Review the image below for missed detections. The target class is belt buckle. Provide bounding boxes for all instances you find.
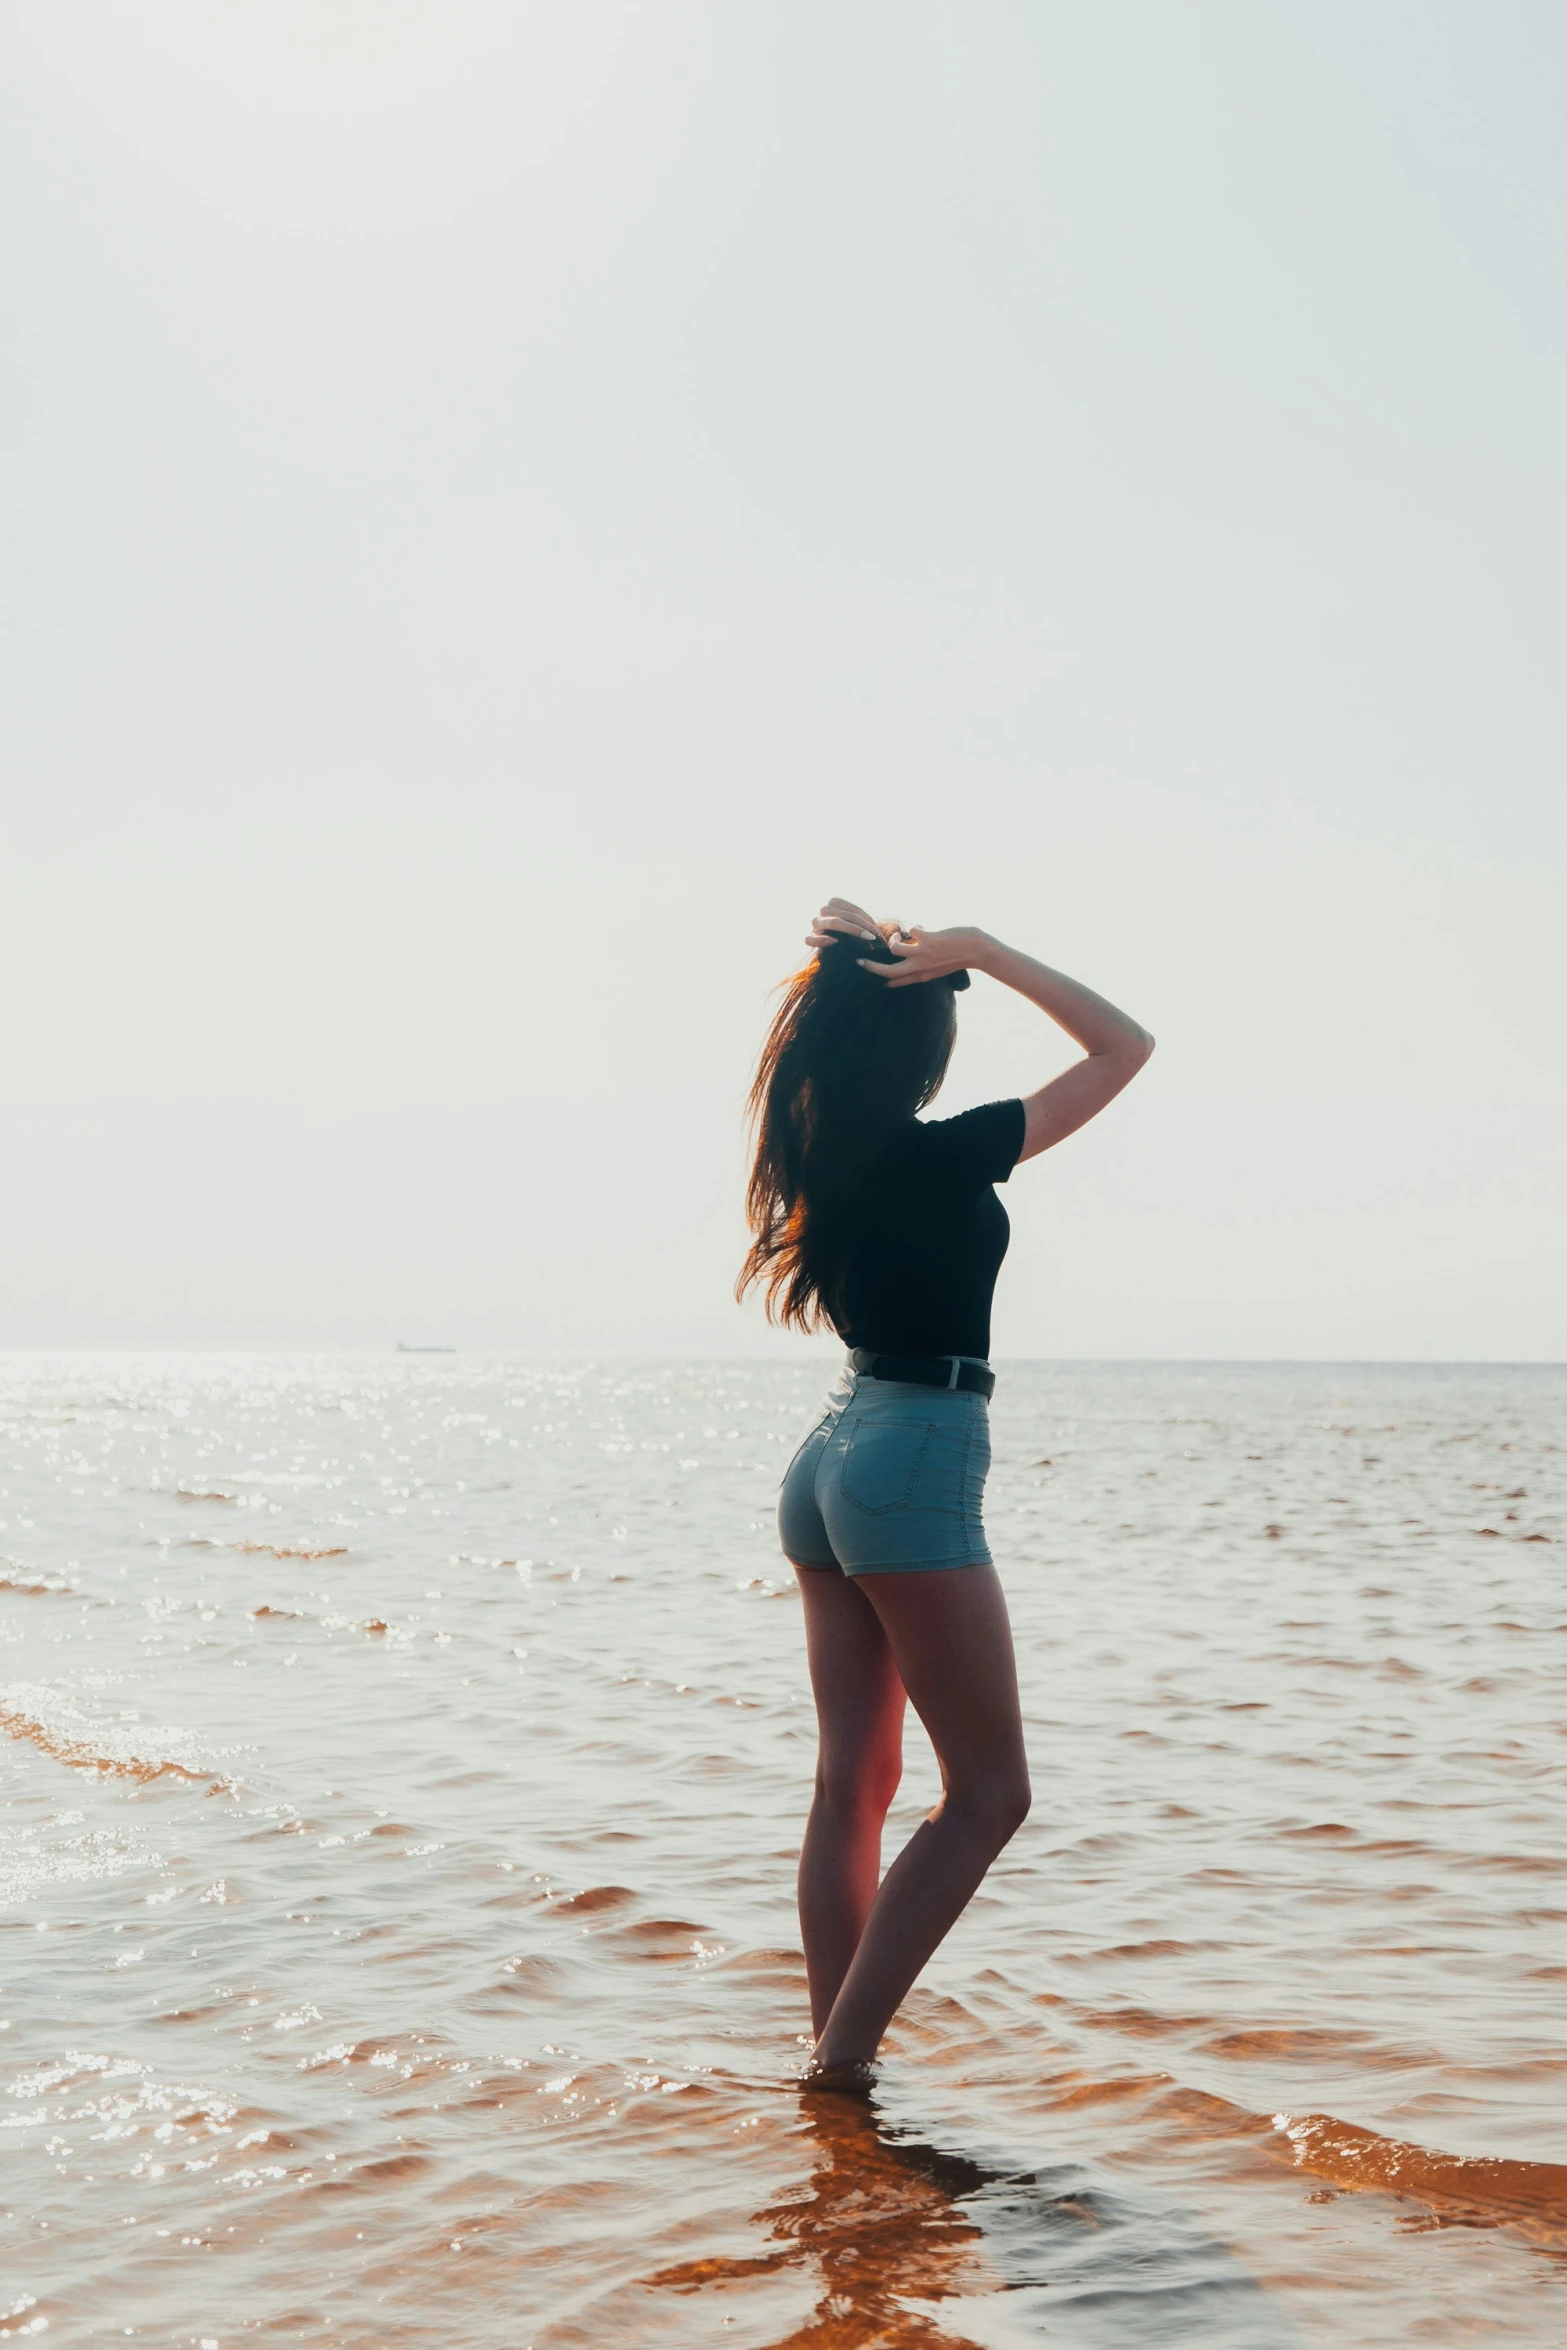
[946,1356,961,1390]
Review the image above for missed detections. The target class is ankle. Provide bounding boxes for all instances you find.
[810,2028,877,2074]
[801,2055,878,2097]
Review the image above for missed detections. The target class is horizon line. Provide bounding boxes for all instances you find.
[0,1346,1562,1369]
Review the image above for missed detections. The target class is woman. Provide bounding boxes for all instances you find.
[739,897,1154,2086]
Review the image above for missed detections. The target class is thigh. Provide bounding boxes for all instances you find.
[795,1566,907,1777]
[854,1563,1026,1791]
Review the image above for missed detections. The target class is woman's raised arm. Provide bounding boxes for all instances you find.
[848,921,1154,1163]
[971,933,1153,1161]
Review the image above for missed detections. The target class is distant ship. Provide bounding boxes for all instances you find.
[396,1342,456,1353]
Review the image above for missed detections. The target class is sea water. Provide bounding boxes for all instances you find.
[2,1354,1564,2346]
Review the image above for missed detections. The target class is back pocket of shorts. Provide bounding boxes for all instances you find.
[841,1416,936,1514]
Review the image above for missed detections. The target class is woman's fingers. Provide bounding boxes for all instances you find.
[811,906,879,944]
[808,899,952,983]
[821,898,879,935]
[859,935,920,981]
[860,929,963,988]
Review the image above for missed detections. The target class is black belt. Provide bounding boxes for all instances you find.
[850,1349,995,1399]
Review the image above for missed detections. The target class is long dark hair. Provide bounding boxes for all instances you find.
[737,926,968,1332]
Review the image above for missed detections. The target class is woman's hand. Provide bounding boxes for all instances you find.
[857,924,983,989]
[806,899,985,988]
[806,896,882,950]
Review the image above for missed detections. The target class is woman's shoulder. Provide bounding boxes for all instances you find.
[912,1099,1027,1183]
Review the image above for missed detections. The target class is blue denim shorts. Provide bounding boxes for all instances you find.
[777,1358,993,1576]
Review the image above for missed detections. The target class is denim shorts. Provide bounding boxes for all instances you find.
[777,1357,993,1576]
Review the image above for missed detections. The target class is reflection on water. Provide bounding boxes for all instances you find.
[1,1354,1564,2345]
[664,2088,1308,2350]
[649,2093,994,2346]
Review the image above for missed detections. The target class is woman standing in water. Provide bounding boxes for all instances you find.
[739,898,1154,2086]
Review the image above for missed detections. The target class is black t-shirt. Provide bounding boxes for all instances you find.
[835,1098,1027,1360]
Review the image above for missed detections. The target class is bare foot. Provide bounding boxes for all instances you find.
[799,2057,879,2097]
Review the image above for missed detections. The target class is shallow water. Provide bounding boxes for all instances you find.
[2,1353,1565,2347]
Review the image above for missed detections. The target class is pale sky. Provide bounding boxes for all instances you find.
[2,1,1564,1357]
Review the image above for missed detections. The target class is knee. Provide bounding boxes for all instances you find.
[947,1770,1031,1847]
[816,1748,903,1823]
[987,1772,1031,1842]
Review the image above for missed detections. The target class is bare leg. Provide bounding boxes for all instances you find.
[810,1562,1030,2072]
[792,1565,908,2036]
